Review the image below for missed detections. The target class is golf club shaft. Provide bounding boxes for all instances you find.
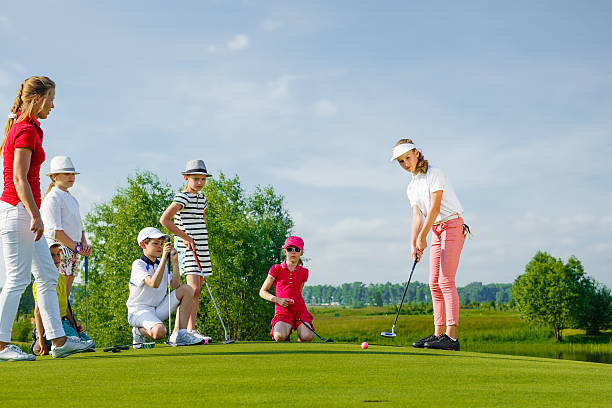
[192,247,231,341]
[297,317,326,341]
[392,258,419,329]
[85,257,88,334]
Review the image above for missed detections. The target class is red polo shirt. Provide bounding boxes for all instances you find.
[1,116,45,208]
[269,261,309,314]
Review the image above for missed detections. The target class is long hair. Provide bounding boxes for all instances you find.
[43,176,56,199]
[2,76,55,153]
[394,138,428,174]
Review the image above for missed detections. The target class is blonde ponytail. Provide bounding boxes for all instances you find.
[43,177,55,199]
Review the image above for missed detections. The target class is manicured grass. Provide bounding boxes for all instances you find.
[1,342,611,408]
[312,307,612,363]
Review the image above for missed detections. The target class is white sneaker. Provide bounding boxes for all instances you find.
[170,330,202,346]
[51,336,93,358]
[0,344,36,361]
[132,327,146,349]
[190,330,212,342]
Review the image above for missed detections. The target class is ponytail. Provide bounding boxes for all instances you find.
[2,76,55,154]
[43,177,55,199]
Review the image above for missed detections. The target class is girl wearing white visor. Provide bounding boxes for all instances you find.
[391,139,470,351]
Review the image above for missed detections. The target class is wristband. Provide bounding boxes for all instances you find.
[73,243,82,254]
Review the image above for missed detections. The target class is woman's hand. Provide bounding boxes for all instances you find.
[31,215,45,241]
[411,246,421,262]
[170,247,178,264]
[275,297,295,308]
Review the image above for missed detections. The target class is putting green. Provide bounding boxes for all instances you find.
[1,342,610,407]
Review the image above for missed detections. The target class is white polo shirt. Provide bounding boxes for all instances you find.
[40,187,85,243]
[126,255,169,313]
[406,166,463,222]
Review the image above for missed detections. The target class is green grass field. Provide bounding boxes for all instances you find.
[2,342,611,408]
[312,307,612,363]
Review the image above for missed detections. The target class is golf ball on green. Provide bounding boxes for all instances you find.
[361,342,368,349]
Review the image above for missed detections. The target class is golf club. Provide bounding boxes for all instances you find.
[166,237,173,344]
[192,248,235,344]
[283,306,333,342]
[84,256,89,334]
[381,256,419,338]
[103,342,155,353]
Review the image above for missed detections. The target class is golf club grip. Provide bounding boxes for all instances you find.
[84,256,88,283]
[191,247,204,271]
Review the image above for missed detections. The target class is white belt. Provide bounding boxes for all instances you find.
[433,213,460,226]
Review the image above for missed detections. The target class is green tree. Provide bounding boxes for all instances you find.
[574,278,612,335]
[512,251,586,342]
[73,171,174,347]
[198,173,293,341]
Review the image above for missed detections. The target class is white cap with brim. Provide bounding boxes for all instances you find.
[137,227,169,245]
[390,143,418,162]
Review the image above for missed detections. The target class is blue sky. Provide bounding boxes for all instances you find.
[0,1,611,288]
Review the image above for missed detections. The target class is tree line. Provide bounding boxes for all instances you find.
[302,281,513,307]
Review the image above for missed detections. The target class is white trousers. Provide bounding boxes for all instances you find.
[0,201,65,342]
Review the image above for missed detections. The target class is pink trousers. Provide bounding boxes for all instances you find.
[429,217,465,327]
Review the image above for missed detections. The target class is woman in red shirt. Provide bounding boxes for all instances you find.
[259,236,314,342]
[0,76,91,361]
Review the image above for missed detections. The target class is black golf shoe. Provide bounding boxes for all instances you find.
[412,334,438,348]
[424,334,460,351]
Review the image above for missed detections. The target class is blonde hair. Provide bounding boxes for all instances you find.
[394,138,428,175]
[43,176,56,199]
[2,76,56,152]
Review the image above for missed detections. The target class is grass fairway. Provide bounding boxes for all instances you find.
[2,342,611,407]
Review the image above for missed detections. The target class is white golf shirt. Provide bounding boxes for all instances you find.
[40,187,85,243]
[406,166,463,222]
[126,256,169,313]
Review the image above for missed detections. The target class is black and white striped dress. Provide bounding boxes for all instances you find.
[173,192,212,276]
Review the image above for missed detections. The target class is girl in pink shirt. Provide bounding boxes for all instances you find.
[259,236,314,342]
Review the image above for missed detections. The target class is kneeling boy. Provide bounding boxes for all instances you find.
[127,227,201,346]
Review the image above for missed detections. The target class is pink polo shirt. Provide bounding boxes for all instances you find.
[269,261,309,314]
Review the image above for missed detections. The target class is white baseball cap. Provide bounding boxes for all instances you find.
[137,227,169,244]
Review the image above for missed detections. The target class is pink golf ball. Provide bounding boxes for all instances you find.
[361,342,369,349]
[204,339,209,345]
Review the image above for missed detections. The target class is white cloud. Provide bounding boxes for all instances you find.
[261,19,282,31]
[227,34,249,51]
[312,99,337,117]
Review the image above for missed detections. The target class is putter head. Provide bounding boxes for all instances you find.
[323,338,334,343]
[380,331,396,338]
[223,339,236,344]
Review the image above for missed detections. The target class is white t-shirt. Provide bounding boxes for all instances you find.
[126,256,169,313]
[40,187,85,243]
[406,166,463,222]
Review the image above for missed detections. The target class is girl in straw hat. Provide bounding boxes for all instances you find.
[40,156,91,295]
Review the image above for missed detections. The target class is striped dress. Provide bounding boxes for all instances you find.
[173,192,212,276]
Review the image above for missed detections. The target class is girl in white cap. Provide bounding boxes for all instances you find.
[160,159,213,341]
[40,156,92,296]
[391,139,469,351]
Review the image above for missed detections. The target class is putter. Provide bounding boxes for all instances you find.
[298,317,333,343]
[192,248,235,344]
[103,342,155,353]
[283,306,333,342]
[381,256,419,338]
[167,238,173,344]
[84,257,89,335]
